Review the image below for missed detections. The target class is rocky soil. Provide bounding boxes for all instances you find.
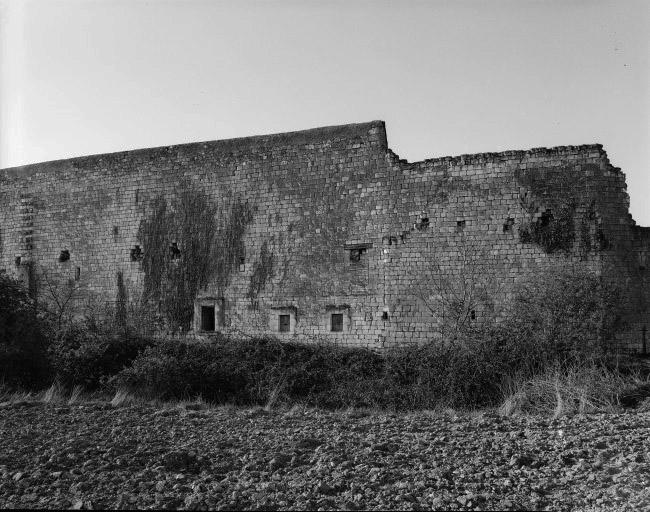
[0,401,649,511]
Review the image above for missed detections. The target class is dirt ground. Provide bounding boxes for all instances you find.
[1,401,649,510]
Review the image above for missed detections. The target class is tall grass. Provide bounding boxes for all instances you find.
[498,364,641,417]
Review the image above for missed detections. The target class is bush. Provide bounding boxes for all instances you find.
[506,264,623,364]
[48,325,153,389]
[113,336,386,407]
[113,337,249,402]
[113,330,561,411]
[380,326,528,410]
[102,263,633,412]
[0,274,50,387]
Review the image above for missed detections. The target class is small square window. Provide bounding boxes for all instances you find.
[331,313,343,332]
[456,220,466,232]
[279,314,291,332]
[349,248,366,263]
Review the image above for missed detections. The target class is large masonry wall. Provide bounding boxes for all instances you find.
[0,121,647,351]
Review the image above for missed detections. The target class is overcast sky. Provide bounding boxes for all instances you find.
[1,0,648,223]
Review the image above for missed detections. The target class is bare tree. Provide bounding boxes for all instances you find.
[411,236,504,341]
[36,268,81,335]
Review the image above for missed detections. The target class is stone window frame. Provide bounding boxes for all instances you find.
[270,305,297,335]
[193,297,225,332]
[325,304,351,333]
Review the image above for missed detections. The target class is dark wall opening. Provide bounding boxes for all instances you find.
[201,305,215,331]
[279,314,290,332]
[331,313,343,332]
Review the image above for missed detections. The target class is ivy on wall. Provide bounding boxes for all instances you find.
[518,204,576,253]
[137,183,253,330]
[515,167,598,254]
[213,199,254,294]
[115,270,127,328]
[246,241,274,307]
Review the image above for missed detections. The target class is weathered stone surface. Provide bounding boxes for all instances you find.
[0,121,647,350]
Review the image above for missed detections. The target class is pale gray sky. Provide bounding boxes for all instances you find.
[1,0,648,223]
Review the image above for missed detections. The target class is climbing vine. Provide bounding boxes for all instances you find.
[518,204,576,253]
[516,167,591,254]
[213,200,254,293]
[115,270,127,328]
[246,241,275,307]
[137,182,253,330]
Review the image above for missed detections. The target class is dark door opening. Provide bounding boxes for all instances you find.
[331,313,343,332]
[279,314,290,333]
[201,305,215,331]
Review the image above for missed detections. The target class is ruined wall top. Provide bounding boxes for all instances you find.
[0,120,388,178]
[0,120,617,178]
[387,143,612,169]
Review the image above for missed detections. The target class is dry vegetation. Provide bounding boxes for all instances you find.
[2,264,650,414]
[3,262,650,510]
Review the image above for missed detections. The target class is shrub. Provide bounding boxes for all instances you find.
[113,336,386,407]
[113,337,244,401]
[48,324,153,389]
[277,343,385,407]
[381,330,518,410]
[113,332,545,411]
[111,264,628,411]
[506,264,624,365]
[0,274,50,387]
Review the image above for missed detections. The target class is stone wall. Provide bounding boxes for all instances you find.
[0,121,647,351]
